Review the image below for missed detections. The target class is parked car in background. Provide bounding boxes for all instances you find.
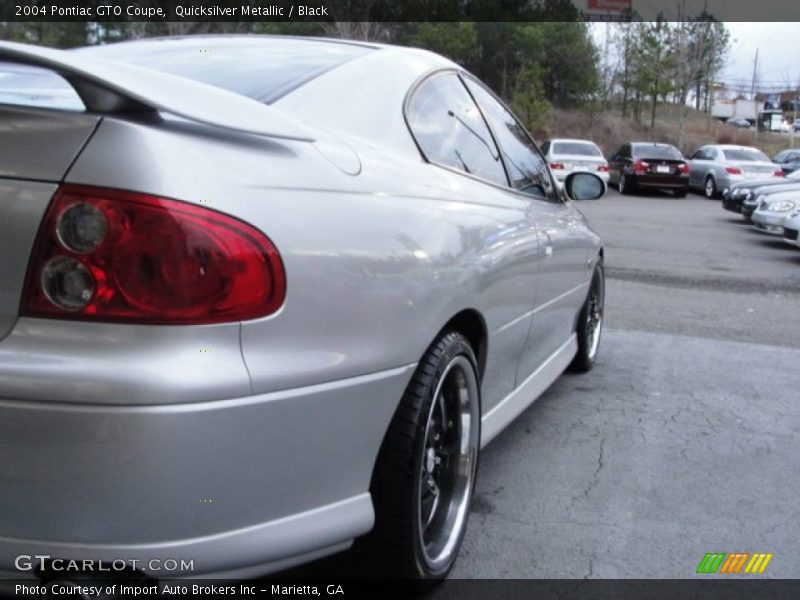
[781,210,800,248]
[0,36,607,582]
[688,145,784,199]
[772,149,800,175]
[726,117,751,128]
[751,190,799,234]
[608,142,690,197]
[742,183,800,221]
[722,170,800,213]
[540,139,609,185]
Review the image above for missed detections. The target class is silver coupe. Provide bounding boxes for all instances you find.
[0,36,605,583]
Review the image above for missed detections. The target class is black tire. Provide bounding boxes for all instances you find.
[569,261,605,373]
[618,173,633,195]
[673,188,688,198]
[704,175,718,199]
[369,331,481,580]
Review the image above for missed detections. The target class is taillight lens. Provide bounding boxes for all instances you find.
[549,162,565,170]
[22,185,286,324]
[774,169,785,177]
[726,167,742,175]
[678,163,690,174]
[597,164,610,173]
[632,160,650,173]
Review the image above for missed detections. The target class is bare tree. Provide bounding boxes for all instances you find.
[670,3,730,150]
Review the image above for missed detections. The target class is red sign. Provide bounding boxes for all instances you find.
[587,0,632,11]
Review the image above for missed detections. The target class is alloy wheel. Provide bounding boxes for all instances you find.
[417,355,480,573]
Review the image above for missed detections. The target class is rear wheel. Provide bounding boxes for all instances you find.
[569,261,605,373]
[370,331,481,580]
[704,175,718,199]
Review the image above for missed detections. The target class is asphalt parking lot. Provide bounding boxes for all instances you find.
[283,187,800,580]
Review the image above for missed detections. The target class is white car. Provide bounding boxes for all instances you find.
[540,138,610,185]
[781,211,800,248]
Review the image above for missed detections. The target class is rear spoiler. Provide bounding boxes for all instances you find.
[0,41,315,142]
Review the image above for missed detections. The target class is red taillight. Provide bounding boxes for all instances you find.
[726,167,742,175]
[632,160,649,174]
[597,164,610,173]
[774,169,785,177]
[678,162,690,174]
[549,162,565,170]
[22,185,286,325]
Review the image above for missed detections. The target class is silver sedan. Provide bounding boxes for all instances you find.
[540,138,610,184]
[0,37,605,582]
[688,144,784,198]
[752,190,800,235]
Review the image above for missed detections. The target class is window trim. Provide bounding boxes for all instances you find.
[403,68,511,190]
[459,72,559,202]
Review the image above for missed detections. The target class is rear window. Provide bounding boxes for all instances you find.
[76,37,370,104]
[722,148,770,162]
[634,145,682,160]
[0,62,84,111]
[552,142,602,157]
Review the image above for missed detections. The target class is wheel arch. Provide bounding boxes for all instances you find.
[436,309,488,384]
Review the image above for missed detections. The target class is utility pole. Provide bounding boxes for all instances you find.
[751,49,760,139]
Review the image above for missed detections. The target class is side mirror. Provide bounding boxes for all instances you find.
[564,172,606,201]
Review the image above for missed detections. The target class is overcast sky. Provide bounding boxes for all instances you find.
[724,23,799,87]
[591,22,800,92]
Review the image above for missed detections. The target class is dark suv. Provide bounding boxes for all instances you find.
[609,142,691,197]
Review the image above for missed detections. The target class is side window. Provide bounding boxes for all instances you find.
[463,77,556,200]
[540,141,551,155]
[621,144,631,159]
[406,73,507,186]
[691,149,705,160]
[707,148,718,160]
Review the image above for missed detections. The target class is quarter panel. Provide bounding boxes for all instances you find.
[0,180,55,340]
[63,114,542,414]
[0,318,250,405]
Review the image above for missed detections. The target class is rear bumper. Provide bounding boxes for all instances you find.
[631,177,688,190]
[0,357,415,577]
[552,169,609,184]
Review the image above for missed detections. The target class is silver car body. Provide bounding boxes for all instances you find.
[742,182,800,220]
[781,212,800,248]
[752,190,800,235]
[541,138,609,184]
[0,38,602,578]
[688,144,782,196]
[724,169,800,202]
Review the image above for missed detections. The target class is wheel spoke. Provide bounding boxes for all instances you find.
[437,390,448,434]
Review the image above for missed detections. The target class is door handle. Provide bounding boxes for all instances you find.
[543,231,553,258]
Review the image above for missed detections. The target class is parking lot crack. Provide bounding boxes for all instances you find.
[571,436,606,505]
